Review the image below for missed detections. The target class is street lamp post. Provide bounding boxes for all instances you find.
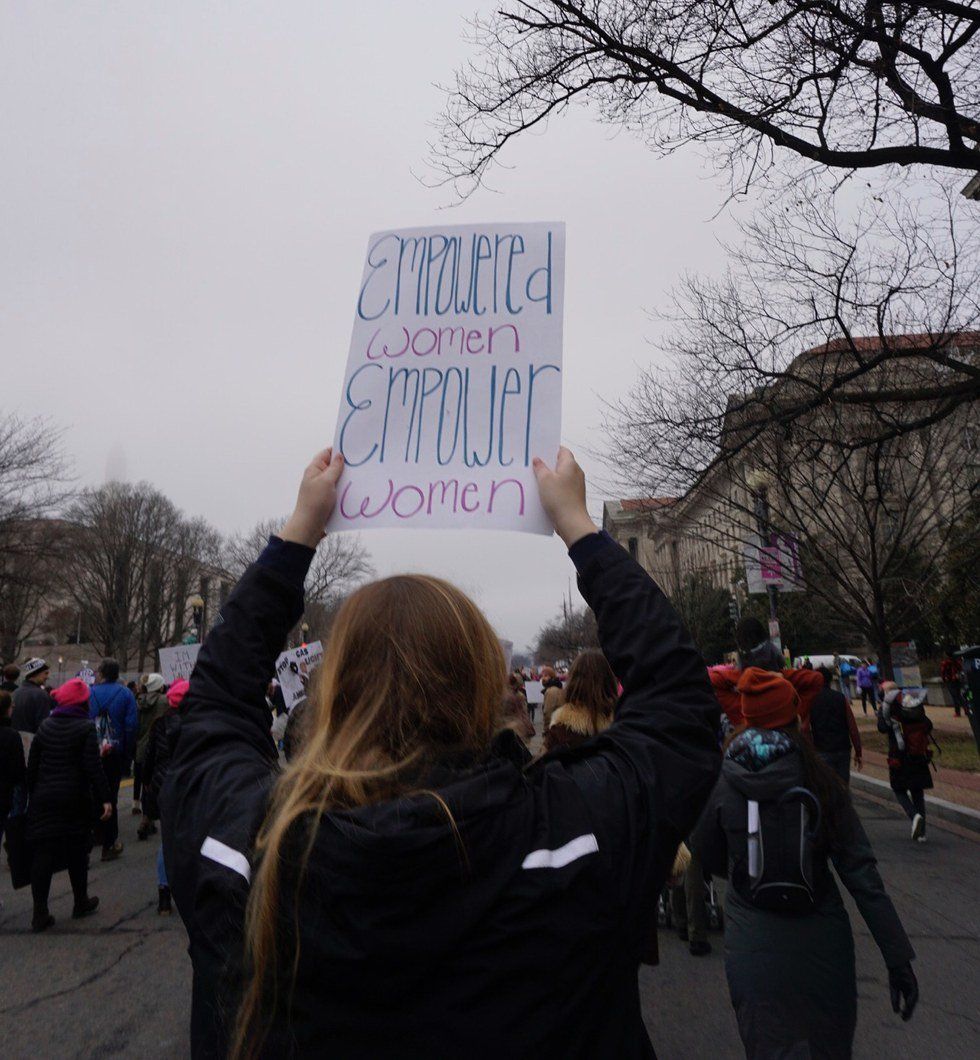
[746,468,780,647]
[189,593,205,643]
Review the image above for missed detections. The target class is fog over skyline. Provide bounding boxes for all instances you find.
[1,3,748,651]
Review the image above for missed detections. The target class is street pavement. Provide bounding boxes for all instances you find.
[1,784,978,1058]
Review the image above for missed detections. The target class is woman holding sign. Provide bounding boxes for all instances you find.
[162,445,721,1059]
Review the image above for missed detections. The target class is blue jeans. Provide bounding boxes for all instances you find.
[157,845,168,887]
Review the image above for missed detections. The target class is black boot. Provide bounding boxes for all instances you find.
[32,909,55,932]
[72,896,100,919]
[157,885,172,915]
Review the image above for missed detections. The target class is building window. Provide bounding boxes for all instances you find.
[628,536,638,559]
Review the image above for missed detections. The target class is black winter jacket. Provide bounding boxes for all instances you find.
[810,686,852,755]
[162,532,721,1059]
[142,709,180,821]
[0,717,27,817]
[11,681,52,734]
[27,712,110,844]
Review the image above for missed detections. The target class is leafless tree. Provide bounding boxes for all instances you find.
[63,483,225,668]
[535,604,600,663]
[605,189,980,494]
[226,518,373,642]
[438,1,980,196]
[0,416,71,661]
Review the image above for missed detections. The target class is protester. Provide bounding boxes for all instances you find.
[1,663,20,695]
[542,649,616,752]
[135,674,170,837]
[26,678,111,931]
[500,673,535,743]
[879,683,935,842]
[0,690,27,891]
[162,445,721,1058]
[856,660,877,714]
[143,678,189,915]
[540,665,565,729]
[810,666,863,783]
[940,648,966,718]
[694,667,918,1056]
[11,658,52,734]
[88,658,138,862]
[670,848,715,958]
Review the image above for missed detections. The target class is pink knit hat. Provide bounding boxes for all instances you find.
[167,679,190,709]
[52,677,91,708]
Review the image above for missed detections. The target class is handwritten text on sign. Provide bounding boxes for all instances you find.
[328,223,565,534]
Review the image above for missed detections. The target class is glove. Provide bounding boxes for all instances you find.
[888,962,919,1021]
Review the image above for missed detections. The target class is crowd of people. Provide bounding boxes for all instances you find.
[0,443,954,1058]
[0,657,189,926]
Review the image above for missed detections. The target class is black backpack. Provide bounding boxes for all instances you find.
[733,787,822,914]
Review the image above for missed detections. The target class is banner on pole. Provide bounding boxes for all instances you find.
[328,222,566,535]
[744,533,804,594]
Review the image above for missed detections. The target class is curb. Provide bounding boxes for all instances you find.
[850,772,980,835]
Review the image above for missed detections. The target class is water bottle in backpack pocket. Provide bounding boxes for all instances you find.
[735,786,822,914]
[96,709,115,757]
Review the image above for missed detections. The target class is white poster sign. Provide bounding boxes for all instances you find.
[275,641,324,710]
[524,680,544,705]
[743,533,804,594]
[158,644,201,684]
[328,222,565,535]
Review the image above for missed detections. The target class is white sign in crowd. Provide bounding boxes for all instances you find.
[158,644,201,685]
[275,641,324,710]
[329,222,566,536]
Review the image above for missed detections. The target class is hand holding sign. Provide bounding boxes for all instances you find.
[532,447,596,548]
[281,447,346,548]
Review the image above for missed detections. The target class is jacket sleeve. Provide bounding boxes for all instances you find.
[161,536,314,1060]
[845,703,862,757]
[124,691,139,761]
[82,727,111,805]
[26,733,40,793]
[831,801,915,969]
[573,533,721,841]
[691,779,729,878]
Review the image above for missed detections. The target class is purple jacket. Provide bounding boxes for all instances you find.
[856,665,873,689]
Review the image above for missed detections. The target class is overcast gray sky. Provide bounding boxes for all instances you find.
[1,2,744,652]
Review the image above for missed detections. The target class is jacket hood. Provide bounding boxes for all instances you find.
[722,727,805,799]
[295,749,532,987]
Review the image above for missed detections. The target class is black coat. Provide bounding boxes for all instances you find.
[11,682,52,734]
[142,710,180,821]
[0,718,27,817]
[810,686,852,755]
[162,534,721,1059]
[27,713,110,844]
[694,730,913,1055]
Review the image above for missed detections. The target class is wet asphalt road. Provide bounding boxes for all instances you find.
[1,784,977,1058]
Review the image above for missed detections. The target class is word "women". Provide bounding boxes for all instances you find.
[366,323,520,360]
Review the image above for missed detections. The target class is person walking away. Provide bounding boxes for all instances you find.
[161,445,722,1058]
[879,684,935,842]
[940,649,966,718]
[810,667,862,783]
[856,660,876,715]
[135,674,170,837]
[26,678,111,931]
[88,659,138,861]
[11,658,52,734]
[694,667,918,1057]
[143,679,189,914]
[1,663,20,695]
[540,666,564,729]
[542,649,616,752]
[0,690,27,903]
[500,674,535,745]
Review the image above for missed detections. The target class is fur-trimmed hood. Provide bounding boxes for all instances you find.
[549,701,613,737]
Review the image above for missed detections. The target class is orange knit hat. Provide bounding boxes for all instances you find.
[736,666,799,730]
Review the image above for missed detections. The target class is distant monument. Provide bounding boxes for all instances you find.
[105,442,128,483]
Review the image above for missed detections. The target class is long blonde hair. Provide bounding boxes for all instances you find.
[232,574,505,1057]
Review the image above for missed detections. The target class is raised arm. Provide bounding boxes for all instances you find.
[533,449,721,839]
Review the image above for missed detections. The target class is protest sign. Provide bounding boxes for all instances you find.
[275,641,324,710]
[77,664,95,686]
[159,644,201,684]
[524,680,544,705]
[328,222,565,535]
